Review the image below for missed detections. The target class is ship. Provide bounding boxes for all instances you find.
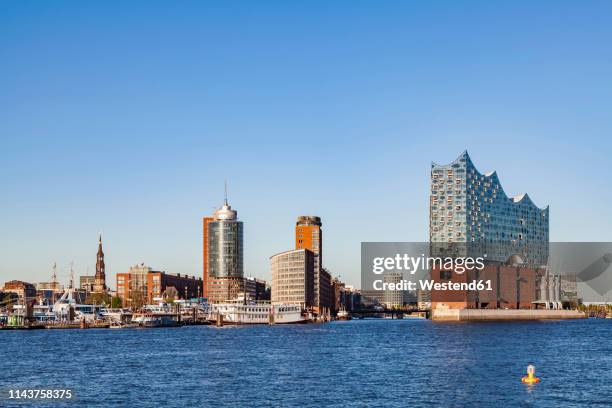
[208,300,307,325]
[131,304,180,327]
[52,288,102,322]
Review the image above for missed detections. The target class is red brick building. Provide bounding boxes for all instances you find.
[430,262,544,310]
[116,264,203,306]
[3,280,36,301]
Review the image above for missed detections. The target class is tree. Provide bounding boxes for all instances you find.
[85,292,111,306]
[163,286,178,303]
[129,290,146,310]
[111,296,122,308]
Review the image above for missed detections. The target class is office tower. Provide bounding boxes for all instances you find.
[205,196,244,302]
[270,249,315,308]
[93,234,107,293]
[296,216,322,269]
[430,151,549,265]
[295,216,331,311]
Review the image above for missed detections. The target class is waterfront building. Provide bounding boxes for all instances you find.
[295,216,332,312]
[429,151,550,310]
[360,290,384,308]
[319,267,332,312]
[2,280,36,302]
[79,275,96,293]
[206,276,268,303]
[36,281,65,292]
[203,196,244,302]
[147,271,202,302]
[332,279,360,313]
[244,276,269,301]
[382,273,404,309]
[332,277,345,313]
[93,235,107,293]
[116,263,203,306]
[271,249,315,308]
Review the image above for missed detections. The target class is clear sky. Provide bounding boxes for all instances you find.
[2,1,612,288]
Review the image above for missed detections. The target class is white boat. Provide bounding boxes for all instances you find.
[100,308,133,323]
[336,307,351,320]
[132,303,179,327]
[131,313,178,327]
[53,288,102,322]
[208,301,307,325]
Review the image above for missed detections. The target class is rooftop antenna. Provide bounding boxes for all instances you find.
[224,180,228,206]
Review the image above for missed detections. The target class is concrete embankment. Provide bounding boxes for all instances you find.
[432,309,586,321]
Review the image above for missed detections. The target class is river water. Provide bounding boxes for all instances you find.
[1,319,611,407]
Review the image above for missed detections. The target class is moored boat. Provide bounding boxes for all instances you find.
[336,306,351,320]
[208,301,307,325]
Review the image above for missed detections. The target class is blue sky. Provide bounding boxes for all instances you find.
[2,1,612,288]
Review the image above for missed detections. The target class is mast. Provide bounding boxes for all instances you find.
[69,262,74,290]
[51,262,57,303]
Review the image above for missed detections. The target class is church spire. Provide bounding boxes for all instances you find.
[94,233,107,293]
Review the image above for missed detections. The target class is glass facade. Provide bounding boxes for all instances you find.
[207,202,244,278]
[430,151,549,266]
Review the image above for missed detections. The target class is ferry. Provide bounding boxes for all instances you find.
[208,300,307,325]
[100,308,133,323]
[132,303,180,327]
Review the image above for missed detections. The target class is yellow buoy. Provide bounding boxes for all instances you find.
[521,364,540,384]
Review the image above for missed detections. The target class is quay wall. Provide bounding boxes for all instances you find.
[432,309,586,321]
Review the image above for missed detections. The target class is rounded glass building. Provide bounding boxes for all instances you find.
[208,200,244,278]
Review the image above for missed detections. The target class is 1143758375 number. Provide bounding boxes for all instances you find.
[7,389,73,400]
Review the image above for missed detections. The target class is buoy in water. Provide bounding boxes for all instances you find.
[521,364,540,384]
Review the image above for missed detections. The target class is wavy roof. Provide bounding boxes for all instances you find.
[432,150,549,212]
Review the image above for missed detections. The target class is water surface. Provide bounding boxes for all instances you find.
[1,319,611,407]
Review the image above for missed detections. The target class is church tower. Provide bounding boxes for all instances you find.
[93,234,107,293]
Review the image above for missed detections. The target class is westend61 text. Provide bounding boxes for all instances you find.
[373,279,493,291]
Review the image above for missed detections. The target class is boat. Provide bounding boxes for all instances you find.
[53,288,102,322]
[131,313,178,327]
[132,303,180,327]
[109,321,140,329]
[336,306,351,320]
[208,300,307,325]
[100,308,133,323]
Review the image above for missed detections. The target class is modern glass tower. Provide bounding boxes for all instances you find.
[429,151,549,266]
[207,199,244,279]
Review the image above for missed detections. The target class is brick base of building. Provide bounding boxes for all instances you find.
[430,262,544,310]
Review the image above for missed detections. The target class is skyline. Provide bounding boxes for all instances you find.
[3,1,612,287]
